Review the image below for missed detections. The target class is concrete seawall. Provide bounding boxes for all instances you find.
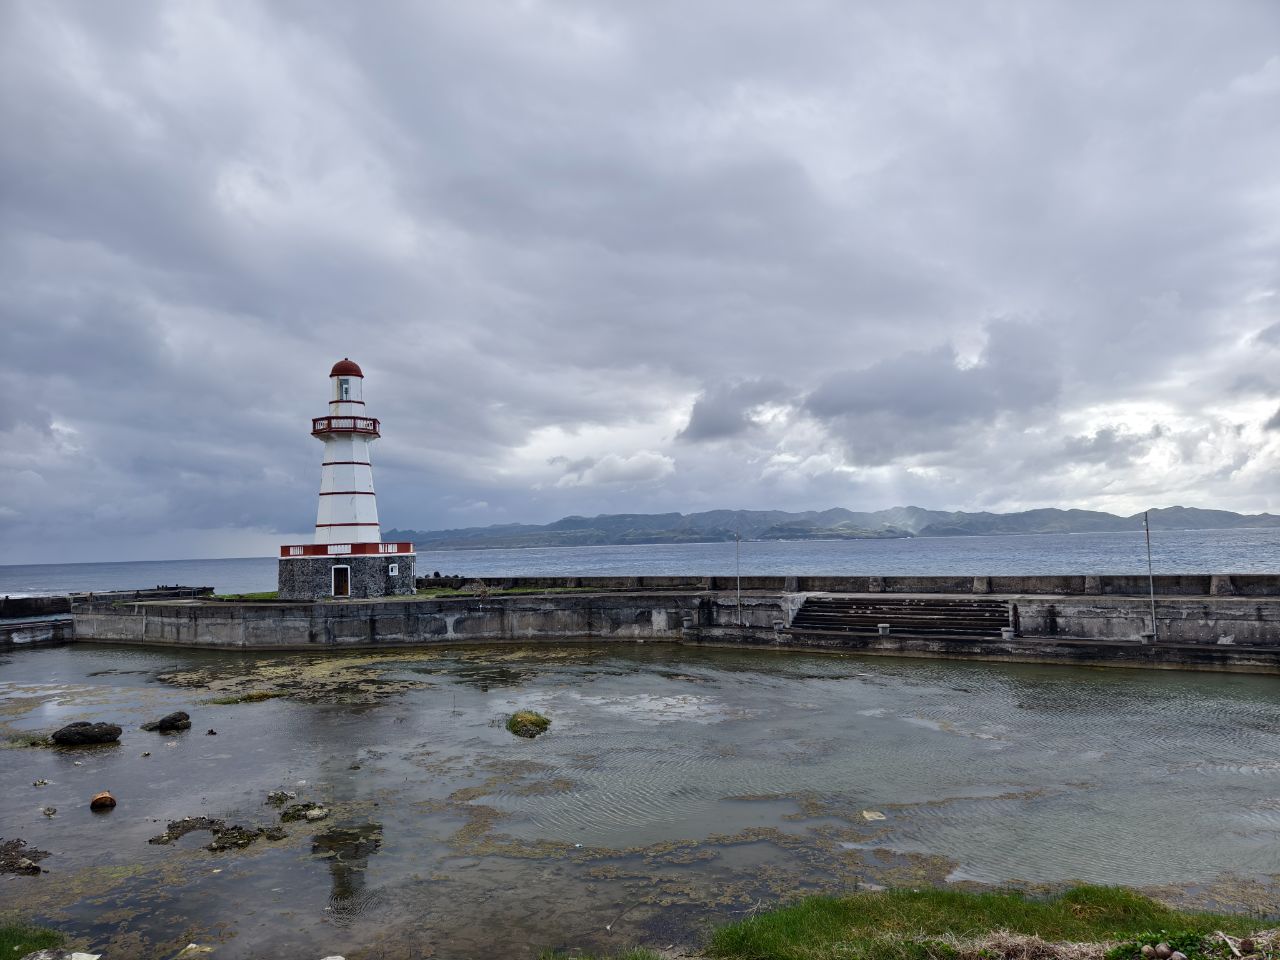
[68,582,1280,673]
[73,593,700,648]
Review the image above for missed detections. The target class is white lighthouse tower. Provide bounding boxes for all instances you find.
[314,358,381,544]
[278,360,415,600]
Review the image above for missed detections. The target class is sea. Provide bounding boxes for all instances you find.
[1,526,1278,596]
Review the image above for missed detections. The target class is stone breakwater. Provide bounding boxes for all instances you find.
[66,574,1280,673]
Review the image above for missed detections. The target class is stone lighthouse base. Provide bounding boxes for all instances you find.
[278,552,416,601]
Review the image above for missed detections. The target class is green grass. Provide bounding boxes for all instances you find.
[0,922,63,956]
[708,886,1262,960]
[213,591,279,601]
[3,732,50,748]
[204,690,282,705]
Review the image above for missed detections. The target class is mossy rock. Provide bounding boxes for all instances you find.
[280,801,323,823]
[506,710,551,739]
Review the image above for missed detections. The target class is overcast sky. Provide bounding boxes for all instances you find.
[3,1,1279,563]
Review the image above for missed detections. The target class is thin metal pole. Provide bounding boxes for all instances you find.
[735,530,742,628]
[1144,511,1158,642]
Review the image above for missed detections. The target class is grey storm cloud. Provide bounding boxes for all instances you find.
[1,0,1279,561]
[678,379,791,443]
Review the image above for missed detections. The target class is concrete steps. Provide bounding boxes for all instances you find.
[789,595,1011,639]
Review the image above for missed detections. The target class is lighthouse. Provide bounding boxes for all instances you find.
[278,360,416,601]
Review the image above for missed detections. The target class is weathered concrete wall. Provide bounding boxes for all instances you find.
[74,590,1280,650]
[74,592,703,649]
[1015,596,1280,645]
[2,587,213,619]
[427,573,1280,597]
[66,587,1280,674]
[735,630,1280,674]
[1,618,73,648]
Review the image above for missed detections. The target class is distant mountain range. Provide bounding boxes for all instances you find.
[387,505,1280,551]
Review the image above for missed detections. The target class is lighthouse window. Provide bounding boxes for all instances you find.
[388,563,399,577]
[339,378,351,400]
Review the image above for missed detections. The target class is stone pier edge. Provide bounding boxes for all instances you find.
[53,573,1280,674]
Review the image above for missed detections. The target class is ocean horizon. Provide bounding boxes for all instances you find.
[2,526,1278,597]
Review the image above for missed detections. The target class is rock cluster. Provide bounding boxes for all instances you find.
[50,722,121,746]
[1,837,50,875]
[148,816,285,852]
[280,801,327,823]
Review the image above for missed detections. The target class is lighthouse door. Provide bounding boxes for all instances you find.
[332,565,351,598]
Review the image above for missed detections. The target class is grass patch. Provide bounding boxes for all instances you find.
[3,732,50,749]
[708,886,1264,960]
[0,922,63,955]
[213,591,279,601]
[537,952,663,960]
[204,690,281,705]
[506,710,552,738]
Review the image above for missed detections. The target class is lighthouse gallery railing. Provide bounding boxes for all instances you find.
[311,416,380,437]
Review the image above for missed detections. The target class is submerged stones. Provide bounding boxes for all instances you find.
[149,816,226,845]
[148,816,285,851]
[141,710,192,733]
[505,710,551,739]
[205,825,264,852]
[266,790,297,807]
[1,837,50,875]
[50,721,121,746]
[281,801,326,823]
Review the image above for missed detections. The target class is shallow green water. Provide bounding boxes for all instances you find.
[2,643,1278,959]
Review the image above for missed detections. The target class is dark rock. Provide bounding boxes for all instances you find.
[265,790,296,807]
[1155,944,1173,960]
[205,729,217,736]
[51,721,121,746]
[141,711,192,733]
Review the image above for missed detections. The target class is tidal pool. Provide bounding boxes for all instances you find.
[2,642,1278,959]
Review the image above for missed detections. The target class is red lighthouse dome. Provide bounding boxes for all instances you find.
[329,358,364,378]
